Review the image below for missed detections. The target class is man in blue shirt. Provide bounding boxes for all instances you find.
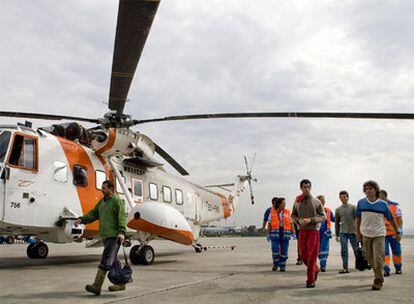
[356,180,400,291]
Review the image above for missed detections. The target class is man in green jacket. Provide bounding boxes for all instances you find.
[74,180,127,295]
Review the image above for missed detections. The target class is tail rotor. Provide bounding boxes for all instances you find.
[243,154,257,205]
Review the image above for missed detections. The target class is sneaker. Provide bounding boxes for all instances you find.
[296,260,303,265]
[320,268,326,272]
[384,271,390,277]
[272,266,277,271]
[306,282,315,288]
[280,268,286,272]
[371,279,383,291]
[339,269,349,274]
[396,270,402,275]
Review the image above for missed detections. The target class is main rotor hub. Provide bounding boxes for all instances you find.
[99,111,135,128]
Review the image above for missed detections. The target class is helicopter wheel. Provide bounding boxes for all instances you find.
[194,243,203,253]
[129,245,143,265]
[140,245,155,265]
[27,242,49,259]
[6,235,15,244]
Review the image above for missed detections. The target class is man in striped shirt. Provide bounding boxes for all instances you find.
[356,180,400,291]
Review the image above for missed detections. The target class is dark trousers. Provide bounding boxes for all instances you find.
[299,230,320,284]
[99,237,121,271]
[339,233,358,270]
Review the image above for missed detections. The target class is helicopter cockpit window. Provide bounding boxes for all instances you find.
[175,189,183,205]
[149,183,158,201]
[95,170,107,190]
[0,131,11,163]
[132,178,143,202]
[163,186,172,203]
[116,175,126,194]
[8,134,37,171]
[73,165,88,187]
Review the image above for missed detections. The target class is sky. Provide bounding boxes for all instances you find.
[1,0,413,230]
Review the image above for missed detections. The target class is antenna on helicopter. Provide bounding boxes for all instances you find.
[244,153,257,205]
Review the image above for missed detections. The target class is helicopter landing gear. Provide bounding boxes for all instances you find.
[129,244,155,265]
[5,235,15,244]
[193,243,204,253]
[27,241,49,259]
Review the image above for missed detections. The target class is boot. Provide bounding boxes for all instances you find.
[371,278,383,291]
[85,269,107,295]
[108,284,126,292]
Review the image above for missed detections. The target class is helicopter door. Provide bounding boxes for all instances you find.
[0,130,12,220]
[4,133,38,226]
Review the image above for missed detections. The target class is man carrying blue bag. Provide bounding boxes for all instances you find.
[75,180,130,295]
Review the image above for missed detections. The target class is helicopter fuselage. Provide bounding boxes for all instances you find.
[0,124,236,247]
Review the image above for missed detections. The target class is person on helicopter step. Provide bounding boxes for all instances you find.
[74,180,127,295]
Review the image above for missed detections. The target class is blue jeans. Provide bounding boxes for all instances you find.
[340,233,358,270]
[99,237,121,271]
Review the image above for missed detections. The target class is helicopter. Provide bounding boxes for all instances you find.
[1,0,413,265]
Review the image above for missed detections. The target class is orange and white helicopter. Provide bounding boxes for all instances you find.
[1,0,413,265]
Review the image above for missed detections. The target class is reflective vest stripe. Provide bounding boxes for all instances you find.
[385,204,398,236]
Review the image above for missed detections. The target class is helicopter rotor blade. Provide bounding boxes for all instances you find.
[133,112,414,125]
[153,142,189,176]
[108,0,160,116]
[0,111,100,124]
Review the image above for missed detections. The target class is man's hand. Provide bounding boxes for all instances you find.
[396,234,401,242]
[356,232,362,241]
[335,236,340,243]
[117,234,125,244]
[299,218,311,226]
[74,218,82,227]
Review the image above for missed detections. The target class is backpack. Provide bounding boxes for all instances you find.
[355,241,371,271]
[108,246,133,285]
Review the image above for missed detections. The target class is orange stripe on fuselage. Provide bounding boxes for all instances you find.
[96,128,116,154]
[127,218,194,245]
[56,137,102,235]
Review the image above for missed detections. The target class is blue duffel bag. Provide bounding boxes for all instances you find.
[108,246,133,285]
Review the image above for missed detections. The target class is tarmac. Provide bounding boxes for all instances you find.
[0,236,413,304]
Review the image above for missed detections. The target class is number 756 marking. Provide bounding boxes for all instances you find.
[10,202,21,208]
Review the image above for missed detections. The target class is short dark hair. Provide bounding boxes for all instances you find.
[363,180,380,198]
[380,189,388,197]
[102,180,115,191]
[339,190,349,197]
[300,179,311,188]
[274,197,285,209]
[271,197,278,206]
[316,195,324,200]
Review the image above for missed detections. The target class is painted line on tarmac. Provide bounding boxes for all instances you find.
[104,273,236,303]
